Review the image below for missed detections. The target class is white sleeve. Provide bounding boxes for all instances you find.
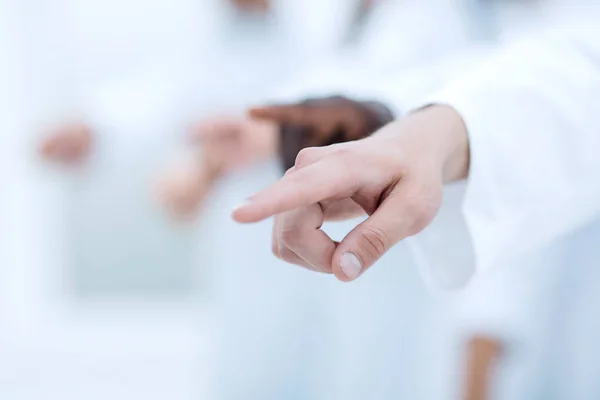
[407,23,600,289]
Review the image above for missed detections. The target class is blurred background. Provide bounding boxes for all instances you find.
[0,0,590,399]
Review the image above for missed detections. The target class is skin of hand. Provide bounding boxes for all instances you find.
[156,154,215,221]
[158,116,278,219]
[464,336,504,400]
[232,105,470,281]
[38,122,93,166]
[188,115,279,175]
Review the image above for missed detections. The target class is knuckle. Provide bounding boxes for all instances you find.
[331,145,353,158]
[283,166,296,176]
[295,147,319,168]
[356,225,389,262]
[330,146,358,171]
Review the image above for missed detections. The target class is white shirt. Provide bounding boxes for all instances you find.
[412,20,600,288]
[408,14,600,398]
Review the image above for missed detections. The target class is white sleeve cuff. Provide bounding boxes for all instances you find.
[407,30,600,289]
[406,183,475,290]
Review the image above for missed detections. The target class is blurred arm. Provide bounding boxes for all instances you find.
[408,23,600,288]
[463,336,503,400]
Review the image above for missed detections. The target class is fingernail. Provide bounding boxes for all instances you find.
[340,252,363,280]
[233,199,251,212]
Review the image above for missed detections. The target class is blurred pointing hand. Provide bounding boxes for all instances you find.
[39,122,93,166]
[232,105,469,281]
[159,115,277,219]
[188,115,278,173]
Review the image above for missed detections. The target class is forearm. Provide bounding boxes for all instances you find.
[463,336,503,400]
[404,104,470,183]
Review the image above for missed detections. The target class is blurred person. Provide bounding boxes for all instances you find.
[27,0,232,297]
[25,1,304,399]
[1,5,217,398]
[34,0,366,290]
[38,1,415,400]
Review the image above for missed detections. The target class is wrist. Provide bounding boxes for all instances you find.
[414,104,470,183]
[437,105,470,183]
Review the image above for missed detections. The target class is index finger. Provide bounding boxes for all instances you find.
[248,105,311,126]
[232,159,356,223]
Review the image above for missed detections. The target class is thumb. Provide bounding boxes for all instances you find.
[331,194,430,282]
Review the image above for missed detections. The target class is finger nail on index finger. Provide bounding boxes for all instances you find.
[233,199,252,212]
[232,198,257,222]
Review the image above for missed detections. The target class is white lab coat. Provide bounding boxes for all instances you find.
[0,0,81,338]
[30,0,220,297]
[358,0,472,71]
[408,14,600,399]
[5,1,276,397]
[9,1,367,399]
[0,0,35,335]
[197,3,375,400]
